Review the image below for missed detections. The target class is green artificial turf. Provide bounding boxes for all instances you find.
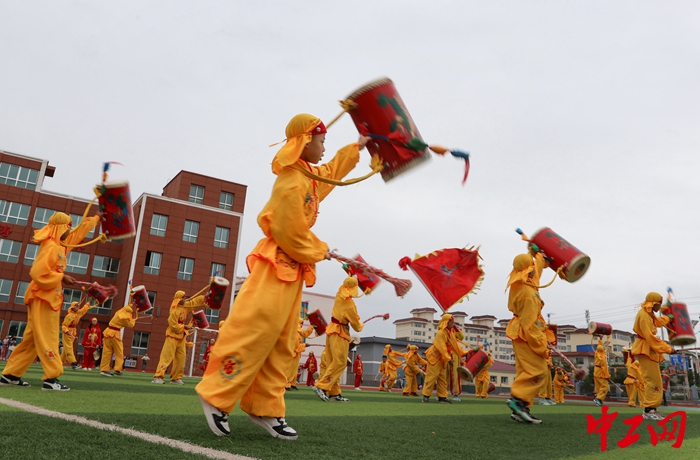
[1,363,699,459]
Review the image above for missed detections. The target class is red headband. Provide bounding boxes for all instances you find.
[311,121,326,135]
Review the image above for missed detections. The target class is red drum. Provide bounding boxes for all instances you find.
[488,382,496,394]
[96,180,136,241]
[548,324,558,346]
[588,321,612,336]
[530,227,590,282]
[76,281,117,304]
[665,302,696,346]
[346,78,431,182]
[622,348,631,363]
[192,310,210,329]
[205,277,229,310]
[130,285,152,312]
[343,254,381,294]
[456,349,489,382]
[308,309,327,336]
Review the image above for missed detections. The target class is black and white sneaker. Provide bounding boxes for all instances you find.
[100,371,113,377]
[438,397,453,404]
[0,374,30,387]
[593,398,604,407]
[422,396,430,403]
[42,379,70,391]
[312,386,329,402]
[507,398,536,423]
[199,395,230,436]
[523,408,542,424]
[510,412,526,422]
[330,395,349,402]
[247,414,298,441]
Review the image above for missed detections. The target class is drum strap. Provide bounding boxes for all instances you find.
[287,154,384,187]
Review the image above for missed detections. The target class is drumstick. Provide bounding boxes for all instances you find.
[363,313,390,324]
[328,252,412,297]
[548,345,586,380]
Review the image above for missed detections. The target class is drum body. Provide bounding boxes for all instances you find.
[666,302,696,346]
[346,78,431,181]
[343,254,381,294]
[84,282,111,304]
[530,227,590,282]
[97,180,136,240]
[488,382,496,394]
[548,324,558,346]
[456,349,488,382]
[205,277,229,310]
[308,309,327,336]
[130,285,152,312]
[588,321,612,336]
[622,348,630,363]
[192,310,210,329]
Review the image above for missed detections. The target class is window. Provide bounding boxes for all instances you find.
[8,321,27,340]
[501,376,508,384]
[413,331,422,336]
[214,226,229,248]
[14,281,29,304]
[183,220,200,243]
[0,200,31,226]
[144,251,162,275]
[490,375,497,383]
[23,243,39,265]
[0,239,21,263]
[150,214,168,236]
[93,298,113,316]
[33,207,57,228]
[70,213,95,238]
[300,300,309,319]
[62,288,83,310]
[211,262,225,278]
[66,251,90,274]
[219,191,234,210]
[92,255,120,279]
[177,257,194,280]
[0,278,13,302]
[205,308,219,324]
[145,291,156,314]
[0,163,39,189]
[131,332,150,356]
[189,184,205,204]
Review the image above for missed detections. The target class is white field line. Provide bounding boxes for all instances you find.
[0,397,256,460]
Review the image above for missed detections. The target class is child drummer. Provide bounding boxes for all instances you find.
[196,113,370,439]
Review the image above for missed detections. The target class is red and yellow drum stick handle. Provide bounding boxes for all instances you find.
[325,99,358,130]
[328,251,412,297]
[363,313,390,324]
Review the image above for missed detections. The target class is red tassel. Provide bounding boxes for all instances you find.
[398,256,412,271]
[462,157,470,185]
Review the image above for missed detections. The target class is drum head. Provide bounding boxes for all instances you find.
[131,285,147,294]
[456,366,473,382]
[563,254,591,283]
[587,322,598,334]
[212,276,230,286]
[346,77,393,100]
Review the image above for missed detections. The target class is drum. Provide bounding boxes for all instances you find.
[130,285,152,312]
[622,348,631,363]
[456,349,489,382]
[345,78,431,181]
[308,309,327,336]
[588,321,612,336]
[93,349,101,360]
[205,277,229,310]
[488,382,496,394]
[77,281,117,304]
[665,302,696,346]
[548,324,558,346]
[192,310,210,329]
[530,227,590,282]
[343,254,382,294]
[96,180,136,240]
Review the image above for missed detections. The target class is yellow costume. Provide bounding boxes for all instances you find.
[422,314,464,402]
[505,254,548,423]
[100,304,138,374]
[382,344,406,391]
[153,291,205,383]
[2,212,98,385]
[315,277,364,400]
[624,356,644,407]
[474,353,494,398]
[538,351,554,402]
[378,358,389,391]
[196,114,360,437]
[286,319,315,389]
[552,368,568,403]
[403,345,427,396]
[593,339,611,404]
[60,301,93,367]
[631,292,672,410]
[447,328,465,397]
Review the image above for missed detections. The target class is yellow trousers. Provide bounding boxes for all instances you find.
[553,385,564,403]
[101,336,124,373]
[475,379,489,397]
[285,352,303,388]
[3,300,63,380]
[422,361,447,398]
[594,377,609,401]
[404,373,419,394]
[626,383,638,406]
[638,355,663,408]
[195,261,302,417]
[316,334,349,396]
[384,368,398,390]
[538,370,553,399]
[154,336,187,380]
[511,339,548,408]
[61,333,77,365]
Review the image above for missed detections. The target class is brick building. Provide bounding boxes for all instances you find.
[0,149,246,372]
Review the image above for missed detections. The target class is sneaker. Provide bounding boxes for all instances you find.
[507,398,536,424]
[331,395,349,402]
[452,396,461,402]
[151,378,164,384]
[170,379,184,385]
[354,387,362,391]
[548,399,556,405]
[523,408,542,424]
[422,396,430,403]
[0,374,30,387]
[42,378,70,391]
[643,409,665,421]
[247,414,297,441]
[438,397,453,404]
[290,386,299,391]
[199,395,230,436]
[100,371,113,377]
[71,363,78,370]
[411,392,419,397]
[113,371,122,376]
[593,398,604,407]
[403,393,410,397]
[510,412,526,423]
[312,386,329,402]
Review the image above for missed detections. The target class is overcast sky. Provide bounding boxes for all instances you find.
[2,1,699,341]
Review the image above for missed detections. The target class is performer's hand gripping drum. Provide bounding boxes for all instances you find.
[130,285,152,312]
[345,78,431,181]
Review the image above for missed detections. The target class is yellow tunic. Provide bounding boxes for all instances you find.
[101,306,137,373]
[631,307,671,408]
[154,295,205,380]
[60,302,92,365]
[285,325,315,387]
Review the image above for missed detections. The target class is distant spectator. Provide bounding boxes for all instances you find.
[7,340,17,360]
[142,353,150,372]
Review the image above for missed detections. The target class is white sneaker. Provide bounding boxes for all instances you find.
[331,395,349,402]
[170,379,184,385]
[354,387,362,390]
[452,396,461,402]
[538,398,549,405]
[42,379,70,391]
[643,409,665,421]
[548,399,556,405]
[199,396,230,436]
[151,378,164,384]
[312,386,329,402]
[247,414,297,440]
[100,371,113,377]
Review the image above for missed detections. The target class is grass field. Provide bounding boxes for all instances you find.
[1,363,699,460]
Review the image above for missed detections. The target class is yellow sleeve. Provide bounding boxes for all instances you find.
[78,303,92,318]
[313,144,360,201]
[29,243,63,290]
[63,215,100,249]
[344,305,364,333]
[300,326,315,339]
[168,309,184,335]
[182,295,206,309]
[639,314,673,354]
